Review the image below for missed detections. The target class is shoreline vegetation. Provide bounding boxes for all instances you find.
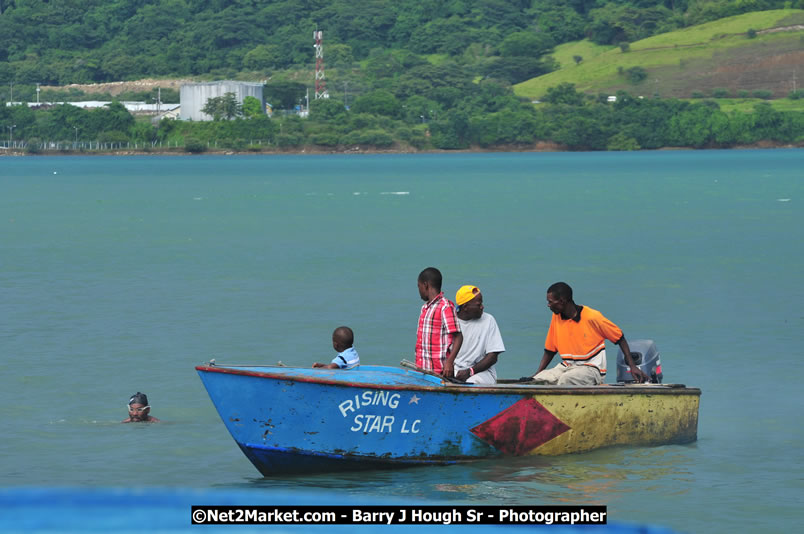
[2,139,800,157]
[2,84,802,155]
[2,6,802,155]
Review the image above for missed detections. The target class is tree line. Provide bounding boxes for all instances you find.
[2,0,801,155]
[2,83,801,152]
[1,0,800,87]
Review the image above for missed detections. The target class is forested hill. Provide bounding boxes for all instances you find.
[2,1,802,153]
[0,0,800,85]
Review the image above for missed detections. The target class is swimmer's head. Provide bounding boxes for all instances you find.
[128,392,149,406]
[127,392,151,421]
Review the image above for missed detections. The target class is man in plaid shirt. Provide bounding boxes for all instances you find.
[416,267,463,378]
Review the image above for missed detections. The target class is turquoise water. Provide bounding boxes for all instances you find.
[1,151,802,532]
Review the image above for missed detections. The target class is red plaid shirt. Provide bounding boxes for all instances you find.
[416,292,461,373]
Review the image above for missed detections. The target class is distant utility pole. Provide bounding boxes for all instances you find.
[36,83,40,104]
[343,81,349,108]
[313,30,329,100]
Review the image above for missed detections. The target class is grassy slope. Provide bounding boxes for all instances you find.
[515,9,804,107]
[712,97,804,112]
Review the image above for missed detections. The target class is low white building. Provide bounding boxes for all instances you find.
[10,101,180,115]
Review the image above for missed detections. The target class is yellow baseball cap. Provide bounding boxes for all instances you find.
[455,285,480,306]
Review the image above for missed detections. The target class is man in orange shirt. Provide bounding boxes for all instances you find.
[531,282,647,386]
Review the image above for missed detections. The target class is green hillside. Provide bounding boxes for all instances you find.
[2,2,802,153]
[515,10,804,102]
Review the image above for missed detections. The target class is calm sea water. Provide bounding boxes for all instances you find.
[1,151,802,532]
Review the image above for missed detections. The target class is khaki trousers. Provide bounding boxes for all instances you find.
[532,364,602,386]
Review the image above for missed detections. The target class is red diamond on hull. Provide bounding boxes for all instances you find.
[470,398,570,455]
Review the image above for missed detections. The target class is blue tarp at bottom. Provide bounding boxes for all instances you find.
[0,487,677,533]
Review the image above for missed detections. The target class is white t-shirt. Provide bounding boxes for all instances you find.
[455,312,505,382]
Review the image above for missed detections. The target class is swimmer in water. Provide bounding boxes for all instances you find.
[122,392,160,423]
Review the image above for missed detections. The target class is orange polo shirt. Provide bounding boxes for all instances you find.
[544,305,622,375]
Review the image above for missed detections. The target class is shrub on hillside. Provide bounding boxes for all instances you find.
[394,127,413,142]
[480,56,557,85]
[400,126,429,149]
[626,66,647,84]
[607,133,640,151]
[220,138,246,151]
[309,133,340,146]
[752,90,773,100]
[352,90,401,118]
[184,138,207,153]
[712,88,730,98]
[788,90,803,100]
[342,129,394,147]
[98,131,129,145]
[544,83,585,106]
[352,129,394,147]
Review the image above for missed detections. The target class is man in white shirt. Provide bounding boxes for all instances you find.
[452,285,505,384]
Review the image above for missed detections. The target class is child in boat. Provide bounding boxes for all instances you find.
[313,326,360,369]
[122,392,161,423]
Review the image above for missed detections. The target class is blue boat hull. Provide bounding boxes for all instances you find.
[196,364,700,475]
[238,443,452,476]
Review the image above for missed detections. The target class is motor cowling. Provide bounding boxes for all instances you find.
[616,339,663,383]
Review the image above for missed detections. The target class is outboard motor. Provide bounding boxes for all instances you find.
[616,339,663,383]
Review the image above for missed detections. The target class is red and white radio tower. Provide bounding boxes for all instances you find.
[313,30,329,99]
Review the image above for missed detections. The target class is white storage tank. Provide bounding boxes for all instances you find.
[180,81,264,121]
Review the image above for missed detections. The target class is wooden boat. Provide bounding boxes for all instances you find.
[196,362,700,475]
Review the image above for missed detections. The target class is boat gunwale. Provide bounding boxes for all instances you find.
[195,365,701,396]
